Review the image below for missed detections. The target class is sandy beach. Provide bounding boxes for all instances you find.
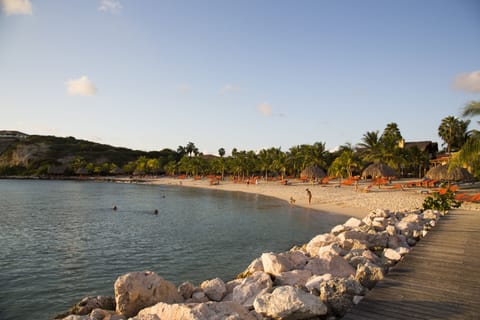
[143,177,480,218]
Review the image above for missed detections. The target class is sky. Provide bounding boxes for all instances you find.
[1,0,480,155]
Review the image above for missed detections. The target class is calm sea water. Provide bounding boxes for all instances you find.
[0,179,348,319]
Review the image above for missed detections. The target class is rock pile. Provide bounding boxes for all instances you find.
[57,208,441,320]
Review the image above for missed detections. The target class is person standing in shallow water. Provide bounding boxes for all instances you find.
[305,188,312,204]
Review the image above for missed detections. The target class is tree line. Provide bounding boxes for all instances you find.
[77,101,477,180]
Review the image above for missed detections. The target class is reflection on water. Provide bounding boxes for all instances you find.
[0,179,348,319]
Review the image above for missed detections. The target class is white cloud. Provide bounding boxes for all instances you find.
[221,84,241,94]
[453,70,480,93]
[98,0,122,13]
[66,76,97,96]
[257,103,273,116]
[1,0,32,15]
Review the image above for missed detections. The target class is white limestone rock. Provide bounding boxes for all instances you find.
[253,286,328,320]
[133,301,256,320]
[305,253,356,278]
[383,248,402,261]
[261,252,293,276]
[318,243,343,257]
[385,225,396,236]
[285,250,309,269]
[275,269,313,287]
[331,224,348,235]
[305,233,338,256]
[337,231,368,243]
[232,271,273,308]
[422,209,440,221]
[305,274,333,293]
[237,257,264,278]
[114,271,183,318]
[344,217,363,228]
[200,278,227,302]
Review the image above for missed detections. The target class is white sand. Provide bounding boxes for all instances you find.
[141,177,477,219]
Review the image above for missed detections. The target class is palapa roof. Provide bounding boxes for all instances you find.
[424,165,474,182]
[300,165,326,179]
[361,162,397,178]
[403,141,438,153]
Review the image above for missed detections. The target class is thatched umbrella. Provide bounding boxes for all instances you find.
[361,162,397,179]
[425,165,473,182]
[301,165,326,179]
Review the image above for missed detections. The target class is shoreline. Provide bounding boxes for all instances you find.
[3,175,479,213]
[143,177,427,217]
[126,176,480,213]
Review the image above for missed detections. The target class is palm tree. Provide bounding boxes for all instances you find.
[451,101,480,177]
[218,147,226,179]
[438,116,470,153]
[357,131,382,163]
[462,100,480,120]
[328,149,362,179]
[164,161,177,176]
[185,142,197,157]
[218,148,226,158]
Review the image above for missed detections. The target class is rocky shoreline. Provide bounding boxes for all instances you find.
[56,206,443,320]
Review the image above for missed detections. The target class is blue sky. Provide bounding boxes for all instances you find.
[1,0,479,154]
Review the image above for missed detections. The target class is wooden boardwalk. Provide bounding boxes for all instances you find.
[343,209,480,320]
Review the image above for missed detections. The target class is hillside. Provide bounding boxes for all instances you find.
[0,131,177,176]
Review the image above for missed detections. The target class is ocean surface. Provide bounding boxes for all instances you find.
[0,179,348,319]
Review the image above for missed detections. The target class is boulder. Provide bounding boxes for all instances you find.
[367,232,389,250]
[344,217,363,228]
[237,258,264,278]
[385,225,396,236]
[232,271,273,308]
[200,278,227,302]
[253,286,328,320]
[388,234,409,249]
[401,213,422,224]
[305,274,333,293]
[133,301,256,320]
[261,252,293,276]
[383,248,402,261]
[422,209,440,221]
[337,231,368,243]
[318,243,343,257]
[319,278,359,317]
[355,262,384,289]
[274,269,313,287]
[371,217,387,231]
[55,296,116,319]
[190,290,209,303]
[305,253,355,278]
[305,233,338,256]
[285,250,309,269]
[89,308,124,320]
[331,224,348,235]
[114,271,183,318]
[178,281,195,300]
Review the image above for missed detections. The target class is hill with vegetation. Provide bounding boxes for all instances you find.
[0,131,178,176]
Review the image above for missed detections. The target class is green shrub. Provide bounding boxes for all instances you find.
[422,190,461,212]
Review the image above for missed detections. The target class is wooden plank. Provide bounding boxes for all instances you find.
[343,209,480,320]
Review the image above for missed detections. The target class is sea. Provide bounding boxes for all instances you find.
[0,179,348,319]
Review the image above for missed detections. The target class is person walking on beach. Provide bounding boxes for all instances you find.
[305,188,312,204]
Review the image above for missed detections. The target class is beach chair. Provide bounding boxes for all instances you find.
[362,185,372,193]
[470,193,480,202]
